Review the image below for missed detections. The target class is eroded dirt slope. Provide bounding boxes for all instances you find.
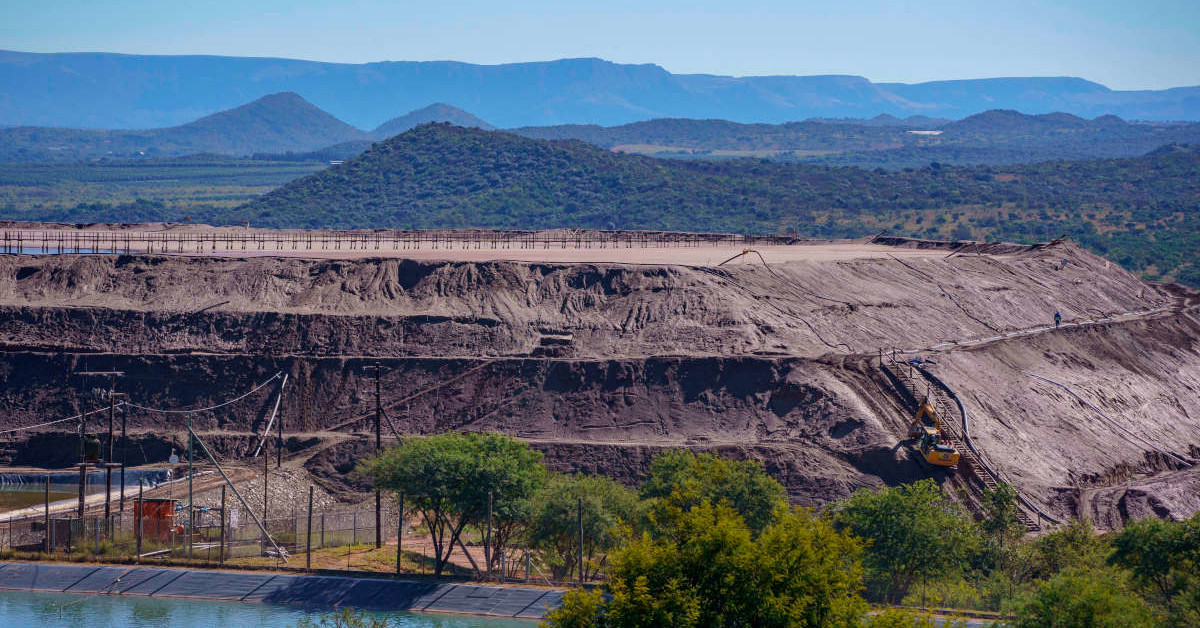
[0,235,1195,526]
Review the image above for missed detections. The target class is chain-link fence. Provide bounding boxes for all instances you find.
[2,490,586,588]
[0,500,379,566]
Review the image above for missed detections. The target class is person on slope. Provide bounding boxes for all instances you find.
[1054,310,1062,328]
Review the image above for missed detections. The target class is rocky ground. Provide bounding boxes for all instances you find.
[0,228,1196,529]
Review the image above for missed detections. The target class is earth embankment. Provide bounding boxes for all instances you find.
[0,235,1195,527]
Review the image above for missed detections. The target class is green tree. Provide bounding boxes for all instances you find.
[977,484,1035,608]
[529,473,641,581]
[1110,513,1200,626]
[832,479,980,604]
[358,432,546,576]
[543,501,865,628]
[1012,567,1160,628]
[1027,518,1107,580]
[640,449,787,535]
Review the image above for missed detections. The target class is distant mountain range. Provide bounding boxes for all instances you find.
[3,51,1199,129]
[5,89,1200,167]
[0,96,489,161]
[0,92,368,161]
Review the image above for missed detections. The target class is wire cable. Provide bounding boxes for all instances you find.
[0,404,121,436]
[127,371,283,414]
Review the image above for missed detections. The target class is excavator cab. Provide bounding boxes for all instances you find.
[908,397,960,468]
[918,429,960,467]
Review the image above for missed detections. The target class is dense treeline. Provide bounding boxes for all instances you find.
[362,433,1200,627]
[512,110,1200,167]
[239,125,1199,285]
[2,125,1196,285]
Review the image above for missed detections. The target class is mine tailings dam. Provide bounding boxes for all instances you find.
[0,230,1198,529]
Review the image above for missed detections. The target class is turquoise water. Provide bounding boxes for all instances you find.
[0,590,535,627]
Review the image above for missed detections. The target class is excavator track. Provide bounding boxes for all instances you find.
[882,360,1044,532]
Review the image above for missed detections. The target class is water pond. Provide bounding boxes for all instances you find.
[0,590,535,627]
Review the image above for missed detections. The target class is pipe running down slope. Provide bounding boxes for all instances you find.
[912,364,1063,526]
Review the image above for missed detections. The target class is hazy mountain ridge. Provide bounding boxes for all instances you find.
[372,103,495,138]
[0,92,369,161]
[3,51,1199,129]
[511,109,1200,167]
[6,89,1200,167]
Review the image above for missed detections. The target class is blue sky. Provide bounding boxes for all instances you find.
[3,0,1198,89]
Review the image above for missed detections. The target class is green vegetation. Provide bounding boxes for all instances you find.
[528,473,641,581]
[831,480,979,604]
[296,608,391,628]
[514,110,1200,168]
[1,124,1195,285]
[639,449,788,535]
[0,157,325,218]
[358,432,546,576]
[355,434,1199,626]
[241,126,1200,285]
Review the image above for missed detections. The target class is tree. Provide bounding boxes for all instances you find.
[976,483,1036,607]
[831,479,979,604]
[1027,518,1107,581]
[639,449,787,535]
[1109,513,1200,626]
[542,502,866,628]
[1012,568,1160,628]
[528,473,641,581]
[358,432,546,576]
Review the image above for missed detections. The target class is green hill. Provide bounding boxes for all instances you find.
[232,124,1199,284]
[0,93,369,161]
[510,111,1200,167]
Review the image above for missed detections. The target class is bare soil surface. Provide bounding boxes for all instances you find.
[0,225,1196,529]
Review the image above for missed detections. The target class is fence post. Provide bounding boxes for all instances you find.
[306,486,313,572]
[136,480,143,561]
[395,493,403,574]
[43,475,50,554]
[219,485,226,564]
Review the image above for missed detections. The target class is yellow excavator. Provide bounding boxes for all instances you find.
[907,397,960,468]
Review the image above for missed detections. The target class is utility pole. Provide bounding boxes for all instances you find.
[374,361,382,549]
[75,370,124,520]
[362,362,386,550]
[187,413,194,560]
[119,402,128,512]
[107,372,115,519]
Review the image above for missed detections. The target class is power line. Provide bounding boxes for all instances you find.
[0,371,285,435]
[127,372,284,414]
[0,404,120,436]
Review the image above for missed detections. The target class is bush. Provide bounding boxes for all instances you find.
[1012,568,1160,628]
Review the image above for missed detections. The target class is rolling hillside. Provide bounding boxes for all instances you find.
[0,92,369,161]
[512,111,1200,167]
[231,124,1199,284]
